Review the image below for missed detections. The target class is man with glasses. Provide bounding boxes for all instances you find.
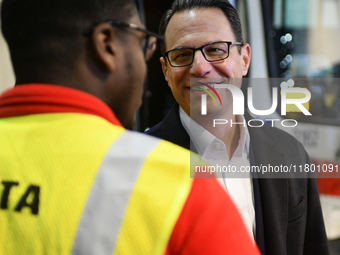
[146,0,329,254]
[163,41,242,68]
[0,0,261,254]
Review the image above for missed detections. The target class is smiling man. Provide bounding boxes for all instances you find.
[159,5,250,159]
[146,0,330,254]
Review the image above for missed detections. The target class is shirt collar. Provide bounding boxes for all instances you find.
[0,84,122,127]
[179,106,250,160]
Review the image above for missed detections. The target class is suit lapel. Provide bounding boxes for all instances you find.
[246,112,288,255]
[250,145,266,255]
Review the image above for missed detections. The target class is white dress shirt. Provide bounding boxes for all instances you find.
[179,107,255,238]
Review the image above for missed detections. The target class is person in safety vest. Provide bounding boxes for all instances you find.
[0,0,260,254]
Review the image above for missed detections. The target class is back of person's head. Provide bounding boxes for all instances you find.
[159,0,243,53]
[1,0,135,82]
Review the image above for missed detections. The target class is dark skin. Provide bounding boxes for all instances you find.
[15,13,147,129]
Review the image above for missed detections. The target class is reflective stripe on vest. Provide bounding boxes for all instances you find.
[72,131,160,254]
[72,130,193,255]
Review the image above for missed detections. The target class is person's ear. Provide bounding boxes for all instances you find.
[160,56,169,83]
[91,23,119,72]
[241,43,251,76]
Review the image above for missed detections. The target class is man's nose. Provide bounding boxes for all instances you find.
[189,50,212,77]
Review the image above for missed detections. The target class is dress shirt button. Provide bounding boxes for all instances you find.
[214,143,223,150]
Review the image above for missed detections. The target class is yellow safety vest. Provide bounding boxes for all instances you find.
[0,112,195,255]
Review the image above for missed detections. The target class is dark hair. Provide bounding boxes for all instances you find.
[159,0,243,53]
[1,0,135,81]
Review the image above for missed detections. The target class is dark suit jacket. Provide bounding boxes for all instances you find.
[146,103,329,255]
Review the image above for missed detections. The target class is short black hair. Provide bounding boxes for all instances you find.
[1,0,135,81]
[159,0,243,53]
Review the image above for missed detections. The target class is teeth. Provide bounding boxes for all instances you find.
[192,86,205,91]
[191,83,216,91]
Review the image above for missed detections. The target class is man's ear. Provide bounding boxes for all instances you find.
[91,23,119,72]
[160,56,169,83]
[241,43,251,76]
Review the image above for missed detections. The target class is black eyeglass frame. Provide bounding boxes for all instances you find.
[83,20,164,60]
[163,41,243,67]
[83,20,163,39]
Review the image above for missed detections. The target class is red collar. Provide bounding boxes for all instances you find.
[0,84,122,127]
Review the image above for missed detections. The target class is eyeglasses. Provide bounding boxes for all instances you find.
[83,20,164,61]
[163,41,243,67]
